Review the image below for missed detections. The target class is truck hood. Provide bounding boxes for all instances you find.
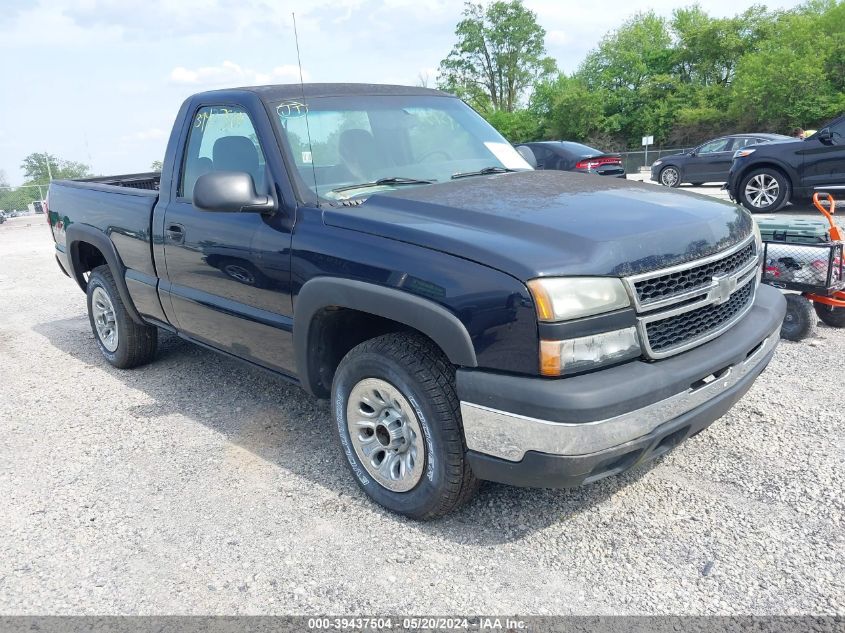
[323,170,753,281]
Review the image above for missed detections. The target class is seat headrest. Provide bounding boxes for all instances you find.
[213,136,259,174]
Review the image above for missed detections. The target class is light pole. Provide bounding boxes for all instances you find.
[44,153,54,181]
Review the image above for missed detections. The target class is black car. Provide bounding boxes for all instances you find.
[651,133,789,187]
[519,141,626,177]
[728,115,845,213]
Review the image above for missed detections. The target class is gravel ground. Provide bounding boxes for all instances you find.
[0,218,843,616]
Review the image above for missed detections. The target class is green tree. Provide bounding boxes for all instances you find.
[21,152,91,185]
[483,109,542,142]
[731,1,845,130]
[438,0,555,112]
[150,160,163,172]
[531,75,606,142]
[671,5,777,87]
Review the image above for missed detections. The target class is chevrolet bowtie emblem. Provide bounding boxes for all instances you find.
[711,273,737,305]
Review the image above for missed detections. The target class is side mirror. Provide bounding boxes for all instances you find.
[515,145,538,168]
[688,149,697,157]
[817,128,834,145]
[193,171,276,213]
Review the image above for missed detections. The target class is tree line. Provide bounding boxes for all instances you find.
[438,0,845,150]
[0,153,91,211]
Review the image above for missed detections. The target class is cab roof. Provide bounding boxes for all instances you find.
[194,83,452,102]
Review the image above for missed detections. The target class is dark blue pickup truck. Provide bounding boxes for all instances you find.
[47,84,785,519]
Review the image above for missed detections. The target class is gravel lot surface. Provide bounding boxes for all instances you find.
[1,215,843,616]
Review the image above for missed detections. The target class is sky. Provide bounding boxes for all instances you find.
[0,0,806,186]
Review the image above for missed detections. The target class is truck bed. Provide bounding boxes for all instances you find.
[48,175,161,290]
[72,172,161,191]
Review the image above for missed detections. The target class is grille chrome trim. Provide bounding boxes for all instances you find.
[623,235,758,312]
[637,272,757,359]
[623,234,760,360]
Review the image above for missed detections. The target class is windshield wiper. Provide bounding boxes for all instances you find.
[331,177,435,194]
[451,166,515,180]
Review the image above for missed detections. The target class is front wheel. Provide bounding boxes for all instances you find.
[331,332,478,520]
[814,302,845,328]
[781,294,816,341]
[659,166,681,187]
[739,168,790,213]
[87,265,158,368]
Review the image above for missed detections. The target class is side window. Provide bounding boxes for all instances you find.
[731,138,755,150]
[179,105,267,201]
[698,138,731,154]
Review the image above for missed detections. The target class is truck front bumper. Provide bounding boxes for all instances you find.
[457,284,785,488]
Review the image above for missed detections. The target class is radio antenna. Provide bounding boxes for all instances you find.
[292,12,319,202]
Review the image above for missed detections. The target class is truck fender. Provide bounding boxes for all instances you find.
[65,224,145,325]
[294,277,478,395]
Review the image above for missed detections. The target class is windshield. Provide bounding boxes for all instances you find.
[271,95,532,201]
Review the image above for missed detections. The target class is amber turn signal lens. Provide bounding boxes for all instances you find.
[527,279,555,322]
[539,340,563,376]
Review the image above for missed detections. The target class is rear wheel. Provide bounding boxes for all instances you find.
[781,294,816,341]
[87,265,158,368]
[739,167,789,213]
[814,302,845,328]
[659,166,681,187]
[331,332,478,520]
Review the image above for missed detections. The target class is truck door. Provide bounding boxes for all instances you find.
[159,104,296,375]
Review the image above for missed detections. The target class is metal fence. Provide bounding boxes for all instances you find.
[618,147,691,174]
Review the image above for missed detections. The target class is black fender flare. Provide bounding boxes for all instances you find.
[65,224,144,324]
[294,277,478,396]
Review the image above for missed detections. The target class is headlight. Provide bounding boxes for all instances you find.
[652,160,663,167]
[540,327,641,376]
[733,149,756,159]
[527,277,631,322]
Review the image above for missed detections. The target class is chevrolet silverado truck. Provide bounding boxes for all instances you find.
[47,84,786,519]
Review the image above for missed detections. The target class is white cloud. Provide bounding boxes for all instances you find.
[169,61,309,88]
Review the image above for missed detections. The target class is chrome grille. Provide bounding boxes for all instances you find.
[645,279,755,353]
[624,235,760,359]
[634,242,756,307]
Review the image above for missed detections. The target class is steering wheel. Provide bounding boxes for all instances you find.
[417,150,452,163]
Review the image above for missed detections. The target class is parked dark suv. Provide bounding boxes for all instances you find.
[652,134,789,187]
[727,116,845,212]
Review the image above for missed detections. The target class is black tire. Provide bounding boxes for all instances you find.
[331,332,479,520]
[781,294,816,341]
[659,165,681,187]
[814,302,845,328]
[86,265,158,368]
[738,167,790,213]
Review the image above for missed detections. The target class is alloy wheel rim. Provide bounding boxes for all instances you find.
[661,167,679,186]
[745,174,780,208]
[92,286,119,352]
[346,378,424,492]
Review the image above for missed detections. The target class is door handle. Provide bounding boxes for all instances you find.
[166,223,184,243]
